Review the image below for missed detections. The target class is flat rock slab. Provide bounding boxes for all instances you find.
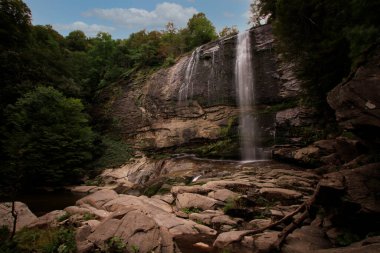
[76,189,118,209]
[176,193,218,210]
[259,187,302,201]
[213,230,253,248]
[208,189,239,202]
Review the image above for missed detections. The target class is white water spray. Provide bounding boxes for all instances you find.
[178,48,200,103]
[235,31,258,160]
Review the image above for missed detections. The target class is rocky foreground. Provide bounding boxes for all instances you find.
[1,156,379,253]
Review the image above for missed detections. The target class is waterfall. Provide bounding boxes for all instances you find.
[235,31,258,161]
[178,47,200,103]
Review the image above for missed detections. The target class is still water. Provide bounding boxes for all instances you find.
[16,189,86,217]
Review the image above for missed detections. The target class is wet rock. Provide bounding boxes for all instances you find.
[0,202,37,232]
[176,193,218,210]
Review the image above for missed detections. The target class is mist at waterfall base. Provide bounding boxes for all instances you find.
[235,31,268,162]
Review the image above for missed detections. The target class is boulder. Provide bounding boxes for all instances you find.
[86,207,178,253]
[282,225,332,253]
[28,210,67,228]
[76,189,118,209]
[313,236,380,253]
[208,189,239,202]
[176,193,219,210]
[213,230,252,248]
[0,202,37,232]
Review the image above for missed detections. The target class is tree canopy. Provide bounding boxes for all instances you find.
[2,86,97,187]
[186,13,218,49]
[252,0,380,107]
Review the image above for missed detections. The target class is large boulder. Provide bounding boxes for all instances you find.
[81,207,180,253]
[317,163,380,239]
[327,45,380,147]
[0,202,38,232]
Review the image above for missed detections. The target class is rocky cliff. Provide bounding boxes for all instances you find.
[111,25,304,158]
[327,44,380,150]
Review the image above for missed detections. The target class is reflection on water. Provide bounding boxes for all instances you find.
[16,189,87,217]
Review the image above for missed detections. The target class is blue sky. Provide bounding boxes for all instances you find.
[23,0,252,39]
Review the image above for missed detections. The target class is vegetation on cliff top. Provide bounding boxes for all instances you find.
[251,0,380,108]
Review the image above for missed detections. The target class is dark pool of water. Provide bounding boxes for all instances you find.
[16,189,87,217]
[175,234,217,253]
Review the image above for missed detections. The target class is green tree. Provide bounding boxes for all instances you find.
[0,0,31,49]
[218,26,239,37]
[66,30,88,51]
[186,13,218,50]
[2,86,96,187]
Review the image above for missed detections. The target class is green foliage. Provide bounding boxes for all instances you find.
[2,86,96,187]
[13,227,76,253]
[66,30,88,51]
[186,13,218,50]
[255,0,380,110]
[336,231,361,246]
[105,236,126,253]
[223,197,237,214]
[143,182,164,197]
[91,136,132,169]
[83,213,96,221]
[130,245,139,253]
[0,0,32,49]
[0,0,222,193]
[218,26,239,37]
[182,207,201,214]
[57,212,70,222]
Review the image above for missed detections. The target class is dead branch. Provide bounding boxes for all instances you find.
[236,184,320,243]
[11,201,17,239]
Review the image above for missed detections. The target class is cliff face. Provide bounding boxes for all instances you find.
[327,45,380,149]
[111,25,302,156]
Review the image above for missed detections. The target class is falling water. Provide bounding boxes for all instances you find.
[235,31,258,160]
[179,47,200,103]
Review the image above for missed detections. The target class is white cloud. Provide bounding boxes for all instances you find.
[84,2,198,30]
[54,21,115,36]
